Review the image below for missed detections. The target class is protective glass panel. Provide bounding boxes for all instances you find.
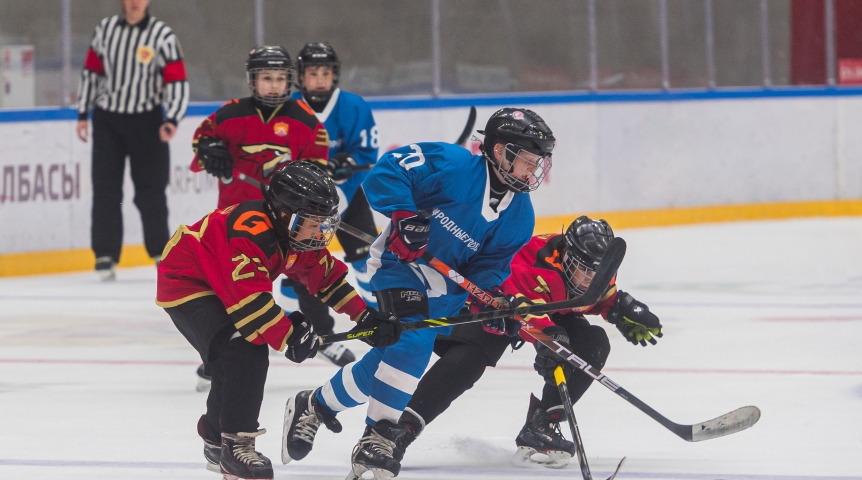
[667,0,708,89]
[70,0,257,103]
[439,0,589,93]
[712,0,765,87]
[266,0,432,97]
[0,0,62,107]
[595,0,663,90]
[767,0,791,86]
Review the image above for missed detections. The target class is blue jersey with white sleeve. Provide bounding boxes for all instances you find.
[364,142,535,319]
[291,88,378,204]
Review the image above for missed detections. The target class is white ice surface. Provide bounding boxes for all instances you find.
[1,218,861,479]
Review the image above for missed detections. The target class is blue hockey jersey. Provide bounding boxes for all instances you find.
[292,88,378,204]
[364,142,535,319]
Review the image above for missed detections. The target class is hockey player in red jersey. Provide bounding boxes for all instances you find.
[190,45,330,209]
[394,216,663,468]
[188,45,355,388]
[157,162,400,479]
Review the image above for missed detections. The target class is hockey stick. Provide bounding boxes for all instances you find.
[411,247,761,443]
[455,106,478,147]
[321,228,757,442]
[246,168,757,442]
[319,239,625,344]
[331,162,374,180]
[337,221,377,244]
[554,365,592,479]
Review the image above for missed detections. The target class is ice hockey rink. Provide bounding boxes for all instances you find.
[1,217,860,480]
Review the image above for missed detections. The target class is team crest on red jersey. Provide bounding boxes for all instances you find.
[273,122,289,137]
[285,254,297,268]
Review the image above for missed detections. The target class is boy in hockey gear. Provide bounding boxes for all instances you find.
[398,216,663,469]
[190,45,330,209]
[280,42,381,367]
[158,162,394,479]
[282,108,555,480]
[189,45,337,385]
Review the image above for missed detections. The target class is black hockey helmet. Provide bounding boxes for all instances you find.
[296,42,340,103]
[264,161,340,251]
[560,216,615,297]
[478,108,555,192]
[246,45,295,107]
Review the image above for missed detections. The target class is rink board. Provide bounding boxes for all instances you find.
[2,90,862,275]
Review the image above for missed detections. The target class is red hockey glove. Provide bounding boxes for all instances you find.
[386,210,430,263]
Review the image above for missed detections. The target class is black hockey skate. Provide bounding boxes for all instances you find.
[197,415,221,473]
[281,388,342,464]
[318,342,356,367]
[513,394,575,469]
[220,429,272,480]
[347,420,413,480]
[393,407,425,462]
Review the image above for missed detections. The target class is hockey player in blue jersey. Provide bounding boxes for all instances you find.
[280,42,380,367]
[282,108,556,479]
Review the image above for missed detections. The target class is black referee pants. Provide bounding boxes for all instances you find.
[91,108,170,263]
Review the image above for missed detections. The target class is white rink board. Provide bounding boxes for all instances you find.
[2,95,862,254]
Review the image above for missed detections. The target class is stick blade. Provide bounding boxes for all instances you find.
[689,405,761,442]
[606,456,626,480]
[455,106,477,146]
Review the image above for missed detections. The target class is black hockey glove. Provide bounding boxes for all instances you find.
[534,325,574,386]
[469,289,521,337]
[606,290,663,346]
[326,152,356,185]
[349,307,402,348]
[197,137,234,179]
[284,312,320,363]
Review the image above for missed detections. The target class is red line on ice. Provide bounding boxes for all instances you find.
[758,316,862,322]
[1,358,860,376]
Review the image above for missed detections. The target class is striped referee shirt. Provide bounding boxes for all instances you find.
[77,14,189,124]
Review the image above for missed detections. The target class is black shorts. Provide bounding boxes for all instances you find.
[164,295,235,364]
[434,320,515,368]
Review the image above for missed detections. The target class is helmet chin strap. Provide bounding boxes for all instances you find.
[303,87,334,105]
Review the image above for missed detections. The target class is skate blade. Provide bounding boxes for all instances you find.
[511,446,572,469]
[221,472,272,480]
[205,460,220,473]
[346,464,395,480]
[196,376,212,392]
[281,395,297,464]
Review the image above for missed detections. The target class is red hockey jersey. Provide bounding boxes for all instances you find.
[156,200,365,351]
[191,97,330,209]
[500,233,618,344]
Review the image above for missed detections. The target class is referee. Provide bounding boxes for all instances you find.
[76,0,189,281]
